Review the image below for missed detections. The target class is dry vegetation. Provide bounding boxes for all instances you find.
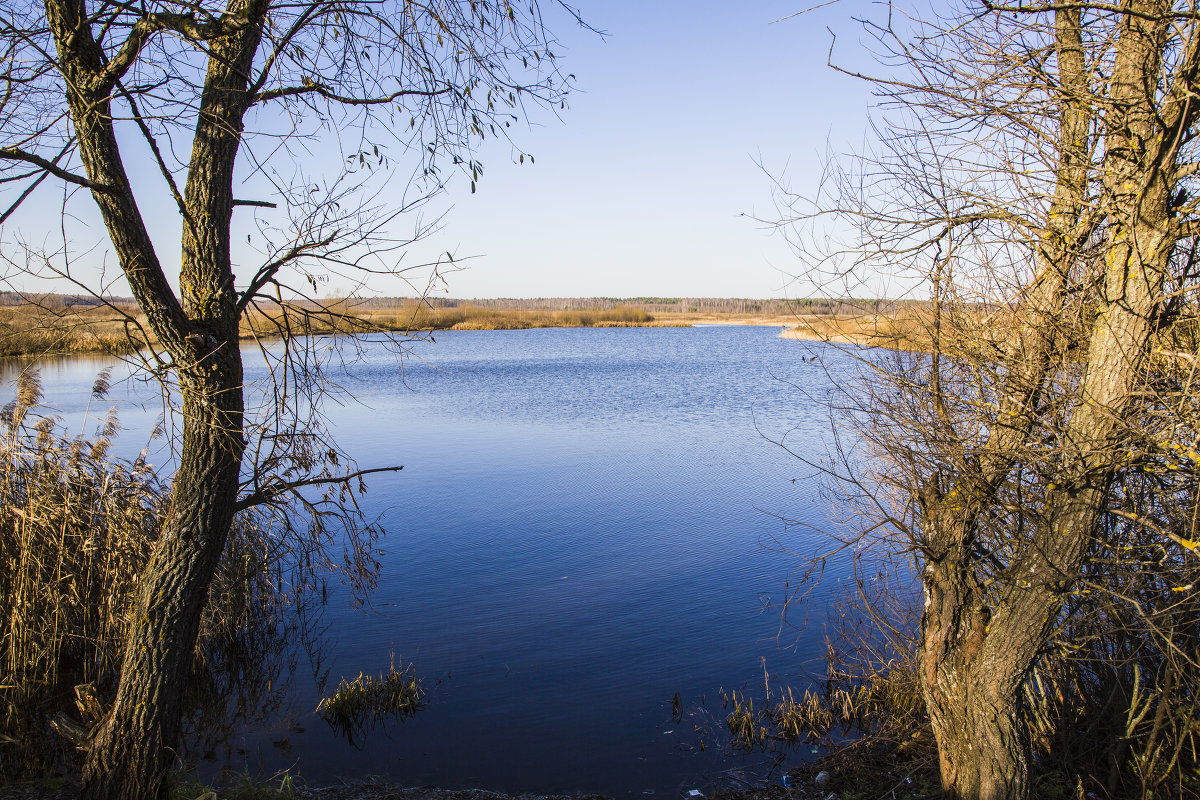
[779,303,1016,352]
[0,369,159,775]
[0,369,294,778]
[355,301,667,330]
[0,298,684,359]
[780,311,934,350]
[0,302,146,358]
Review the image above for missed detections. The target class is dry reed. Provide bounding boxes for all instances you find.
[0,299,669,359]
[358,301,656,331]
[0,303,146,358]
[0,369,291,777]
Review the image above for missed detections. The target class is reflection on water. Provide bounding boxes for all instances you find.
[182,549,325,773]
[2,327,854,798]
[314,657,425,747]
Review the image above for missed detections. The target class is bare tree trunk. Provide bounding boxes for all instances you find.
[41,2,266,796]
[919,485,1114,800]
[914,0,1181,786]
[79,398,244,799]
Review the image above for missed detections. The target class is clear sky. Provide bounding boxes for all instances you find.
[1,1,877,301]
[408,0,876,299]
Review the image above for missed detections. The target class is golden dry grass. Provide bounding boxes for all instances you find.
[356,301,664,331]
[0,300,685,359]
[0,303,147,358]
[780,311,936,350]
[0,369,289,777]
[648,310,798,327]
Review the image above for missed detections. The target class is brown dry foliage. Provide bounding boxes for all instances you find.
[0,369,294,777]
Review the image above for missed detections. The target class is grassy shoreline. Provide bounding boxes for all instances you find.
[0,294,933,361]
[0,300,821,360]
[777,312,932,351]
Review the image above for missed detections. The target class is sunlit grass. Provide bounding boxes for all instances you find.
[316,655,424,743]
[0,368,292,776]
[781,310,936,350]
[719,659,926,752]
[721,689,768,751]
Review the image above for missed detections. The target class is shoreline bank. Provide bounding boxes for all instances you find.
[0,310,813,360]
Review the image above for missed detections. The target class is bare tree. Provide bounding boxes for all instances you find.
[0,2,580,798]
[781,2,1200,798]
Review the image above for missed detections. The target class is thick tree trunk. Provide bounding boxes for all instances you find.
[917,506,1034,800]
[917,496,1100,800]
[924,673,1028,800]
[41,2,267,797]
[80,371,244,800]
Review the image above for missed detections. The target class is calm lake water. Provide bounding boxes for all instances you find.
[3,325,861,797]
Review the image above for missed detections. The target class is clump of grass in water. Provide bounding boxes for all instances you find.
[769,686,832,742]
[722,689,769,751]
[316,655,424,743]
[718,660,926,752]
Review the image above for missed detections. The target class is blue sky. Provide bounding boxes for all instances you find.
[1,1,876,300]
[408,0,875,299]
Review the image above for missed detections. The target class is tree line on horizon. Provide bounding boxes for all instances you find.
[0,291,919,317]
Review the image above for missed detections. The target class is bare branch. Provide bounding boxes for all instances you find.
[235,465,404,512]
[254,82,453,106]
[0,145,113,193]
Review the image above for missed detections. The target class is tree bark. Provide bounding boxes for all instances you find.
[910,4,1188,795]
[79,409,244,800]
[41,2,267,797]
[919,507,1029,800]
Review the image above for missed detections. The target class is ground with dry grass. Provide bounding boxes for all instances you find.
[778,313,932,351]
[0,300,819,360]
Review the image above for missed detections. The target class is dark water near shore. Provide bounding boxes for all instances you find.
[3,326,859,797]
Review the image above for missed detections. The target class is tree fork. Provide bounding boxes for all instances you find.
[57,2,267,796]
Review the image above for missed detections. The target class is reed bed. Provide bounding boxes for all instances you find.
[0,299,673,359]
[0,368,157,773]
[358,301,657,331]
[0,303,146,358]
[0,369,290,777]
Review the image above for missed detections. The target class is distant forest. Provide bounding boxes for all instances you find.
[0,292,918,316]
[350,296,913,314]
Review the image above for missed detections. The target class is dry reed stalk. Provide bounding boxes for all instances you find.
[0,369,292,777]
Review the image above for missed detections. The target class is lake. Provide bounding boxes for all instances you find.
[2,325,859,797]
